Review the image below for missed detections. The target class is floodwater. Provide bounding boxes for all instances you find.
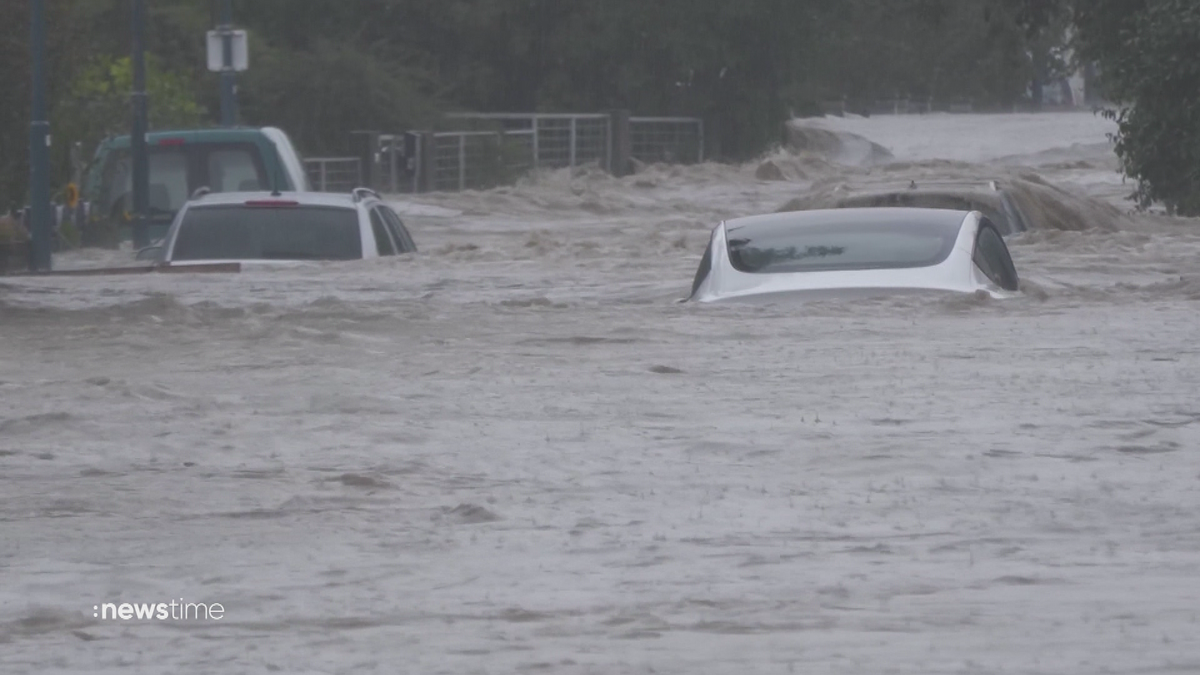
[3,112,1200,674]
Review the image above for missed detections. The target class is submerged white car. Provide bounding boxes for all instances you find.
[139,188,417,266]
[688,207,1019,303]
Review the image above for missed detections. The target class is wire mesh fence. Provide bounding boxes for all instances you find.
[304,157,362,193]
[629,117,704,165]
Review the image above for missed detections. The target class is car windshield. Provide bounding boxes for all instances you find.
[101,148,189,217]
[171,205,362,261]
[725,212,963,274]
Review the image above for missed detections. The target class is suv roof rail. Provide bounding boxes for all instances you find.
[190,186,212,200]
[352,187,381,202]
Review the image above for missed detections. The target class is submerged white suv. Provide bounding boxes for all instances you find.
[140,188,416,265]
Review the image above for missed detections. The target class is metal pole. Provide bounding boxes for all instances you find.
[531,115,539,172]
[458,135,466,191]
[604,115,612,173]
[389,137,398,194]
[569,117,577,169]
[219,0,237,126]
[28,0,52,270]
[412,135,420,193]
[131,0,150,249]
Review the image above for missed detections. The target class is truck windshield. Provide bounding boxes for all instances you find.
[171,205,362,261]
[98,142,269,219]
[101,148,189,218]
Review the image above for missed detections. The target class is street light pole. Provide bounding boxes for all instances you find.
[219,0,238,127]
[28,0,52,271]
[131,0,149,249]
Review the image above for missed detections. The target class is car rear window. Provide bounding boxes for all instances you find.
[725,212,963,274]
[171,205,361,261]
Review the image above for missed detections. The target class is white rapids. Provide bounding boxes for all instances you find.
[3,111,1200,674]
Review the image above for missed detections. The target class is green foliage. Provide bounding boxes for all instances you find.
[240,38,439,156]
[0,0,1085,201]
[1076,0,1200,215]
[0,0,31,211]
[54,55,205,165]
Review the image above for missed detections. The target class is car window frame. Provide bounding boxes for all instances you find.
[973,218,1019,290]
[379,205,417,253]
[368,207,398,256]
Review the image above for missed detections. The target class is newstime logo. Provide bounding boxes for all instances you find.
[94,600,225,621]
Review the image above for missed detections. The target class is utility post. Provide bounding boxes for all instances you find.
[219,0,237,126]
[28,0,52,271]
[207,1,247,126]
[130,0,150,249]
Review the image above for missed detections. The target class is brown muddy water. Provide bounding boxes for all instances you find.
[2,112,1200,674]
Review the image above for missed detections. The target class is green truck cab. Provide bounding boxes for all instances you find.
[82,126,310,244]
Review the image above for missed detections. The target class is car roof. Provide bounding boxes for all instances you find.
[725,207,970,233]
[100,127,280,149]
[184,191,363,209]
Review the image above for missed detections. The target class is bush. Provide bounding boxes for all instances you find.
[1079,0,1200,215]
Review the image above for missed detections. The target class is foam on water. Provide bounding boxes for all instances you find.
[4,111,1200,674]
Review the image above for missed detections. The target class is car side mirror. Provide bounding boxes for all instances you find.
[135,245,163,262]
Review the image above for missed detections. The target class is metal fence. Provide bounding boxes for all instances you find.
[377,134,420,194]
[432,130,535,192]
[307,110,706,195]
[444,113,612,172]
[630,116,704,165]
[305,157,361,192]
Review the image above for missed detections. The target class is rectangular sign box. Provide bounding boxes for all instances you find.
[206,30,249,72]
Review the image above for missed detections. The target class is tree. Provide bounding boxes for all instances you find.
[54,55,205,173]
[1075,0,1200,215]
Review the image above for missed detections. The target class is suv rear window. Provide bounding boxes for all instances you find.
[726,213,962,274]
[171,205,361,261]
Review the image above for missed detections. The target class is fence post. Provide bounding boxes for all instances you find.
[408,132,421,193]
[351,130,379,189]
[531,115,540,172]
[319,161,328,192]
[606,109,632,177]
[417,132,436,193]
[603,115,612,172]
[569,117,577,170]
[458,134,466,191]
[696,119,705,163]
[388,136,399,193]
